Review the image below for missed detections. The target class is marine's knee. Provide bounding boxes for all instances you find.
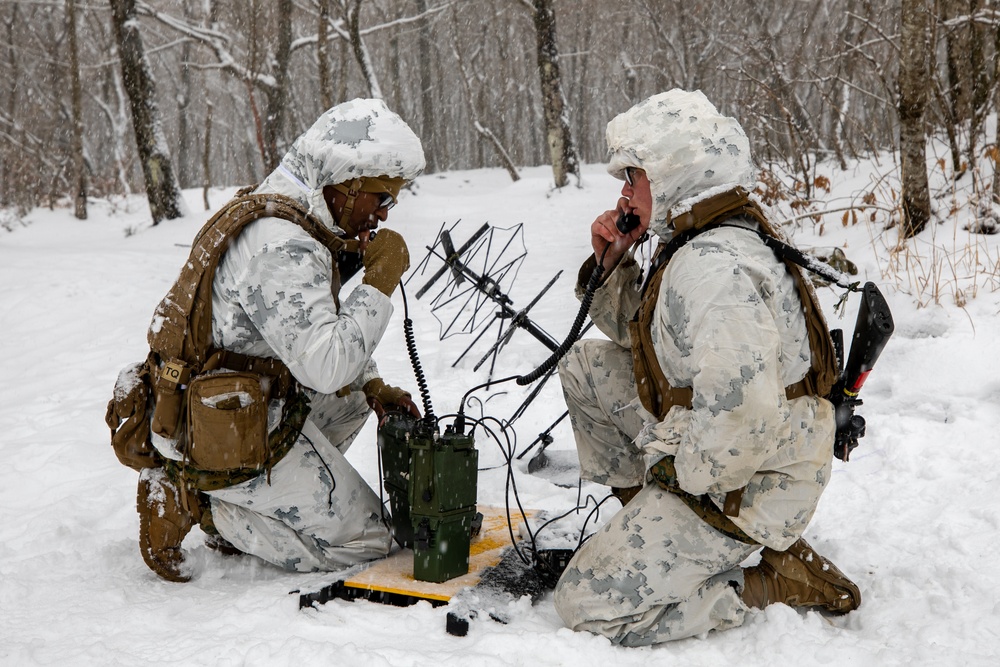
[552,561,606,629]
[558,340,597,406]
[552,571,578,626]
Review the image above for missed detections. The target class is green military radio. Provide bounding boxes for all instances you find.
[378,414,480,583]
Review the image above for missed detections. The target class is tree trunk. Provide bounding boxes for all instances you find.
[415,0,437,172]
[531,0,580,188]
[965,0,989,172]
[67,0,87,220]
[941,0,968,174]
[203,100,213,211]
[318,0,333,110]
[991,19,1000,204]
[109,0,184,224]
[262,0,293,172]
[175,0,194,188]
[899,0,932,237]
[348,0,383,99]
[450,35,519,182]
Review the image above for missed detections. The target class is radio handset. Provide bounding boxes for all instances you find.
[336,230,376,282]
[616,211,641,235]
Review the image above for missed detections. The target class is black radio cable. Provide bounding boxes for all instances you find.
[399,282,435,423]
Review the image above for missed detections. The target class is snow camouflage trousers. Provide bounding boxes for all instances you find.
[206,390,392,572]
[555,339,759,645]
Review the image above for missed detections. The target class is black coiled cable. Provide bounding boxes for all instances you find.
[456,243,615,427]
[514,244,610,386]
[399,283,435,422]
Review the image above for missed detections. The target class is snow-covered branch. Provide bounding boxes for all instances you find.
[135,1,279,91]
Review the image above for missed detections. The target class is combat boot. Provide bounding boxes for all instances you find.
[740,538,861,614]
[137,468,197,582]
[611,485,642,506]
[198,495,243,557]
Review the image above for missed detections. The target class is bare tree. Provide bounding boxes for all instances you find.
[449,21,519,181]
[263,0,294,170]
[899,0,932,237]
[174,0,195,187]
[524,0,580,188]
[991,5,1000,202]
[136,0,294,173]
[317,0,334,110]
[67,0,87,219]
[202,100,213,210]
[109,0,184,224]
[3,0,994,243]
[415,0,437,172]
[342,0,384,98]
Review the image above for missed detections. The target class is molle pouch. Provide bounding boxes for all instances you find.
[150,359,191,439]
[105,358,159,471]
[186,372,268,471]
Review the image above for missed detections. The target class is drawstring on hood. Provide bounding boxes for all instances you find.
[605,89,757,240]
[255,98,425,234]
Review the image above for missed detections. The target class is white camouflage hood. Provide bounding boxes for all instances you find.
[257,98,425,232]
[606,89,757,240]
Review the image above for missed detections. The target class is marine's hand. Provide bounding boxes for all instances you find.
[362,229,410,296]
[591,197,645,272]
[363,378,421,422]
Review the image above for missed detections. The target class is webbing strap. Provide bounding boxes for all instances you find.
[650,457,756,544]
[628,187,840,521]
[149,192,346,371]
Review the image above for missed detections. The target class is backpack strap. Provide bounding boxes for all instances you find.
[148,192,348,373]
[629,187,840,519]
[630,187,839,421]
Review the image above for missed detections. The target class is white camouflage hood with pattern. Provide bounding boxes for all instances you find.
[606,89,757,240]
[257,98,425,232]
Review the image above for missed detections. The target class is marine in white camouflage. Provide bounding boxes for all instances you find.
[148,99,425,573]
[552,90,846,645]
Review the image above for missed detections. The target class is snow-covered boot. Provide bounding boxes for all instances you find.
[137,467,196,582]
[740,538,861,614]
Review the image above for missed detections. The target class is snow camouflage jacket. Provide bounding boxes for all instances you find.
[589,90,836,550]
[150,99,426,462]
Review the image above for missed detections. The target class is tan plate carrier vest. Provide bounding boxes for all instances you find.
[106,190,349,491]
[628,187,838,538]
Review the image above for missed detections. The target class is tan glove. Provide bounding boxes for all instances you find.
[362,229,410,297]
[363,378,421,420]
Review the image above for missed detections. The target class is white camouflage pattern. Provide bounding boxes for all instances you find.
[606,89,757,241]
[151,100,424,572]
[554,90,836,644]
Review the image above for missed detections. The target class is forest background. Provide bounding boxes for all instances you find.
[3,0,999,249]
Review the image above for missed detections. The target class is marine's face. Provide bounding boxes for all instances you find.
[622,166,652,225]
[324,186,393,238]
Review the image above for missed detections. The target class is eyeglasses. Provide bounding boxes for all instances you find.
[624,166,637,187]
[377,193,396,211]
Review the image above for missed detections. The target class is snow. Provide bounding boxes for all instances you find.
[1,158,999,666]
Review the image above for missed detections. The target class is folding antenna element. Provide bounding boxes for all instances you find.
[407,221,562,377]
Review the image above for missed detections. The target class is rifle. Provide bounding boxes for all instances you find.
[829,281,894,461]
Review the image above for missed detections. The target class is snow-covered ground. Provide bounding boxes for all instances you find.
[1,157,998,666]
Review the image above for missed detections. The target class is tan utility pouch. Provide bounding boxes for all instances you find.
[105,357,159,471]
[185,372,268,471]
[150,359,191,439]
